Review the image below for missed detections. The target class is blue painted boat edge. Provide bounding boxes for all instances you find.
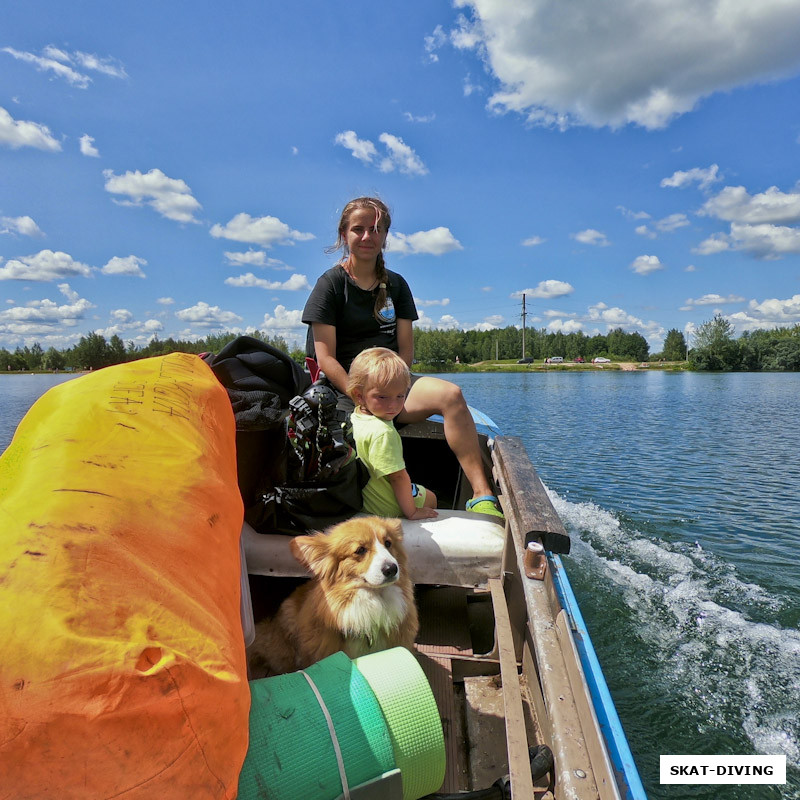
[550,553,649,800]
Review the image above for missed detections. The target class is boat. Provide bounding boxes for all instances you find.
[0,350,646,799]
[242,408,647,799]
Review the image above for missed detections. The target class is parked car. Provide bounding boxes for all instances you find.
[592,357,611,363]
[517,357,534,364]
[549,356,564,363]
[573,357,585,363]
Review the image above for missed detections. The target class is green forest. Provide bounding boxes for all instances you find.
[2,316,799,372]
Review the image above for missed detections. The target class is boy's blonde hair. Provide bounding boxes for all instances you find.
[347,347,410,403]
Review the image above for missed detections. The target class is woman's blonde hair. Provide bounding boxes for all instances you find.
[327,197,392,323]
[347,347,410,405]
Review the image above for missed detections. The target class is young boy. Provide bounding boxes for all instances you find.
[347,347,438,520]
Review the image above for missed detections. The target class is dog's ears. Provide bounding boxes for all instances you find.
[290,533,330,577]
[387,518,403,541]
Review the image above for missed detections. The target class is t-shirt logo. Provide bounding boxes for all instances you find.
[377,296,395,323]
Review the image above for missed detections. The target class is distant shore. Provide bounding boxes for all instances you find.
[0,360,690,377]
[416,359,690,373]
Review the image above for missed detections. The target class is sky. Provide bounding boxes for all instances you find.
[3,0,800,355]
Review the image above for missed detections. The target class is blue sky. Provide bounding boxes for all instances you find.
[3,1,800,354]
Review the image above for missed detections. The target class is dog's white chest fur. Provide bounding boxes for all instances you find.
[337,584,407,644]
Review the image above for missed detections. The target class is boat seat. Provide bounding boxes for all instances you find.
[241,510,505,590]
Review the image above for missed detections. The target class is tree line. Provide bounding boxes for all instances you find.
[689,315,800,371]
[0,331,293,373]
[2,317,799,372]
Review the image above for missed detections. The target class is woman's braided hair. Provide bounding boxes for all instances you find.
[328,197,392,323]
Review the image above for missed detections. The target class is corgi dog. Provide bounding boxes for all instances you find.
[248,516,418,678]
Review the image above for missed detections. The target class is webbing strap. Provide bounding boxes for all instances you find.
[300,669,351,800]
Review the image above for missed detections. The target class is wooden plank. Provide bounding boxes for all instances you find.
[493,436,571,554]
[488,578,535,800]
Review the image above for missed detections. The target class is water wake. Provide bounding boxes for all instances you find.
[549,489,800,768]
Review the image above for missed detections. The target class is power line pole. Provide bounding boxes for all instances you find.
[521,293,527,360]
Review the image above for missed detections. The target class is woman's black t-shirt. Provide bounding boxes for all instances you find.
[302,266,418,372]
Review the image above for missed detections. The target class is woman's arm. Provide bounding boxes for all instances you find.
[396,318,414,369]
[311,322,350,394]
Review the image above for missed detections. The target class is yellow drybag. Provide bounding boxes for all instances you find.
[0,353,248,799]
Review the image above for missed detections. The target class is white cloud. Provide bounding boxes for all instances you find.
[334,130,428,175]
[547,318,585,334]
[1,215,44,237]
[474,314,505,331]
[448,2,800,129]
[728,295,800,331]
[157,297,174,305]
[3,45,126,88]
[403,112,436,123]
[0,284,94,337]
[696,222,800,259]
[683,293,746,307]
[572,228,610,246]
[0,105,61,151]
[694,234,731,255]
[436,314,461,330]
[701,185,800,224]
[0,249,92,281]
[210,213,314,247]
[110,309,134,323]
[387,227,463,256]
[174,301,243,327]
[378,133,428,175]
[636,213,690,238]
[511,280,574,299]
[101,255,147,277]
[424,25,448,62]
[661,164,721,190]
[3,46,90,88]
[261,304,305,333]
[521,235,545,246]
[630,254,663,275]
[223,250,291,268]
[414,297,451,307]
[618,206,651,220]
[66,49,126,79]
[586,302,662,339]
[334,130,379,164]
[103,168,201,223]
[79,134,99,157]
[224,272,311,291]
[656,213,690,233]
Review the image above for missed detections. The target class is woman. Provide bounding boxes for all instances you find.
[302,196,503,519]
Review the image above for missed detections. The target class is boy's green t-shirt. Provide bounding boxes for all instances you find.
[350,409,424,517]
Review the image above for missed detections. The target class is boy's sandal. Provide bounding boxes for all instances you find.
[465,495,505,520]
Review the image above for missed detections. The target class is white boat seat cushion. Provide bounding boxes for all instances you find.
[242,510,505,589]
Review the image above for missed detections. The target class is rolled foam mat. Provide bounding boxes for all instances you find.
[354,648,446,800]
[238,651,395,799]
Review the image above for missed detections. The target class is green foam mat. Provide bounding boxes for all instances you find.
[239,652,395,800]
[354,648,446,800]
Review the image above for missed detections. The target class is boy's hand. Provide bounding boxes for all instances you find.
[407,507,438,520]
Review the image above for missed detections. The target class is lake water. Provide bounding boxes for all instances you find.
[2,369,799,799]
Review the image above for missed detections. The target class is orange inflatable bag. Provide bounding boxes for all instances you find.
[0,353,248,799]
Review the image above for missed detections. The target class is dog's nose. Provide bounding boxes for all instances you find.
[382,561,398,579]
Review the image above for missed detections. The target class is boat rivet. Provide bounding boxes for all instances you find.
[574,769,587,779]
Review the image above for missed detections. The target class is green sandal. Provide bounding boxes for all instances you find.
[466,495,505,520]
